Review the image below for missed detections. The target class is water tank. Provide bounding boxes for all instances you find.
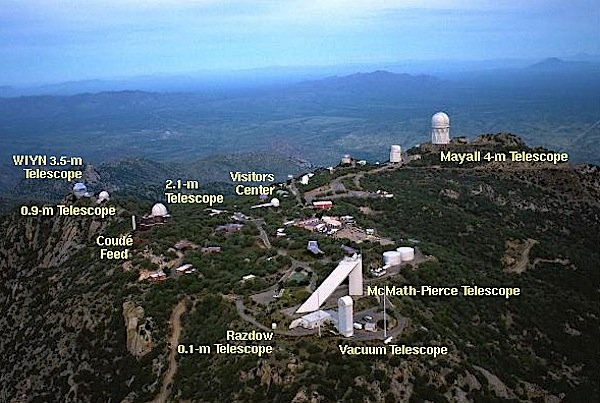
[389,145,402,163]
[396,247,415,261]
[383,251,402,266]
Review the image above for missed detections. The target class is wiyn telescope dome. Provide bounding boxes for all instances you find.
[431,112,450,128]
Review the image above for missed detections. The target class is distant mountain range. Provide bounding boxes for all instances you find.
[0,62,598,206]
[2,56,599,97]
[527,57,600,72]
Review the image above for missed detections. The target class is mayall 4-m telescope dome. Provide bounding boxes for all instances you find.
[431,112,450,144]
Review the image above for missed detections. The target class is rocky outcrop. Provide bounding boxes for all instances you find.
[123,301,153,358]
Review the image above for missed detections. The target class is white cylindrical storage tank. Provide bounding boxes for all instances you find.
[396,247,415,261]
[383,251,402,266]
[389,145,402,163]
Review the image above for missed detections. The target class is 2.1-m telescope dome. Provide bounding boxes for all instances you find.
[431,112,450,144]
[151,203,169,217]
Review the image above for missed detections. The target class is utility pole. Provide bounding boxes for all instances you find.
[383,295,387,339]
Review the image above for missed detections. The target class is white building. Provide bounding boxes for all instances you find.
[389,145,402,163]
[73,182,87,198]
[338,296,354,337]
[365,322,377,332]
[431,112,450,144]
[322,216,342,227]
[289,310,332,330]
[151,203,169,217]
[300,175,310,185]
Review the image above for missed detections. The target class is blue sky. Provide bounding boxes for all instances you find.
[1,0,598,85]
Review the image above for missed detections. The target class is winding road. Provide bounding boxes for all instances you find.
[150,299,187,403]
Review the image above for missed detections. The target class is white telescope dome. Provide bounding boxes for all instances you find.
[151,203,168,217]
[431,112,450,128]
[270,198,280,207]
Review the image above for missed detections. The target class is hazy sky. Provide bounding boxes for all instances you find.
[1,0,599,85]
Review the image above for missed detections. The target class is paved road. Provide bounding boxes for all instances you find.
[254,220,272,249]
[288,180,304,205]
[234,297,407,341]
[303,163,403,203]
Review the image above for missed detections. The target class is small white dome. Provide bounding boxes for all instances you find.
[98,191,110,201]
[151,203,168,217]
[432,112,450,128]
[270,198,280,207]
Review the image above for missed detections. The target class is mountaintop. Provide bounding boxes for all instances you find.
[1,134,598,402]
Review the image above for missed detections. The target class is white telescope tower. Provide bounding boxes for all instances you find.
[431,112,450,144]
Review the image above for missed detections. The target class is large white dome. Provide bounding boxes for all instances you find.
[270,198,280,207]
[151,203,168,217]
[432,112,450,128]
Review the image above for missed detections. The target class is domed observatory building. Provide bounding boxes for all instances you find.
[97,190,110,204]
[139,202,172,230]
[431,112,450,144]
[73,182,87,198]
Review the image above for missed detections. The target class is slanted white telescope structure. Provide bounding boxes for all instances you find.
[337,296,354,337]
[296,255,363,314]
[389,145,402,163]
[431,112,450,144]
